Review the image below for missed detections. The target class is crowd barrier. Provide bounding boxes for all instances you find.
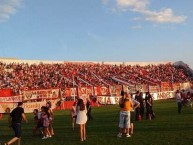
[0,82,193,114]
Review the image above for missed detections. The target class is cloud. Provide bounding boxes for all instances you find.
[0,0,23,22]
[143,8,187,24]
[131,25,142,29]
[116,0,149,10]
[114,0,187,24]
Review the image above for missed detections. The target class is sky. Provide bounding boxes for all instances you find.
[0,0,193,68]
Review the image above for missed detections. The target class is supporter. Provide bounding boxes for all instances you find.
[138,92,145,119]
[134,91,141,121]
[33,109,43,135]
[175,90,183,114]
[0,61,192,94]
[145,92,154,120]
[130,95,140,135]
[117,92,132,138]
[41,106,52,139]
[5,102,28,145]
[71,98,78,130]
[46,101,54,136]
[86,98,93,121]
[76,98,87,141]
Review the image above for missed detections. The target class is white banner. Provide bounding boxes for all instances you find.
[22,88,60,101]
[97,96,121,105]
[0,99,60,113]
[0,95,22,103]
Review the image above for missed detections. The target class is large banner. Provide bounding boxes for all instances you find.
[62,88,77,97]
[161,82,172,92]
[95,86,110,96]
[172,83,180,91]
[22,88,60,102]
[0,95,22,103]
[149,85,160,93]
[97,96,121,105]
[0,99,60,113]
[157,91,175,100]
[0,89,12,97]
[180,82,190,90]
[78,86,93,97]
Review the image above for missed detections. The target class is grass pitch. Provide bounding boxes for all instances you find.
[1,99,193,145]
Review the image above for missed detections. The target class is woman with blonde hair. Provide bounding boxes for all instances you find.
[117,92,132,138]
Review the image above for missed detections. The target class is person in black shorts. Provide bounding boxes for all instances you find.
[5,102,28,145]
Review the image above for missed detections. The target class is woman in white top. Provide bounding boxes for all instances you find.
[76,98,87,141]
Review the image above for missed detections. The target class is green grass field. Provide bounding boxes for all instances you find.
[1,99,193,145]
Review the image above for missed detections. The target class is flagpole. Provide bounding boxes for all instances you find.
[72,75,75,101]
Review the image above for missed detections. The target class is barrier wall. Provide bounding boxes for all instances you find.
[0,82,192,113]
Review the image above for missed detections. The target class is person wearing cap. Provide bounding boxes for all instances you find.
[5,102,28,145]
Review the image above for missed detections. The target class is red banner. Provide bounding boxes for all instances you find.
[63,88,77,97]
[95,86,110,96]
[0,89,12,97]
[161,82,172,91]
[78,86,93,97]
[172,83,180,91]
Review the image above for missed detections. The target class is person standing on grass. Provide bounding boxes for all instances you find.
[176,90,183,114]
[134,91,141,121]
[145,92,154,120]
[86,98,93,121]
[41,106,52,139]
[76,98,87,141]
[138,92,145,119]
[117,92,132,138]
[46,101,54,136]
[71,98,78,130]
[5,102,28,145]
[130,95,140,135]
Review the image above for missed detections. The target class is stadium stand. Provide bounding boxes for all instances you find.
[0,59,193,96]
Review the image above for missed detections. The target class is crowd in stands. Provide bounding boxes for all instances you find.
[0,61,192,95]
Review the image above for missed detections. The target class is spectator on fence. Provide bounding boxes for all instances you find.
[175,90,183,114]
[5,102,28,145]
[76,99,87,141]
